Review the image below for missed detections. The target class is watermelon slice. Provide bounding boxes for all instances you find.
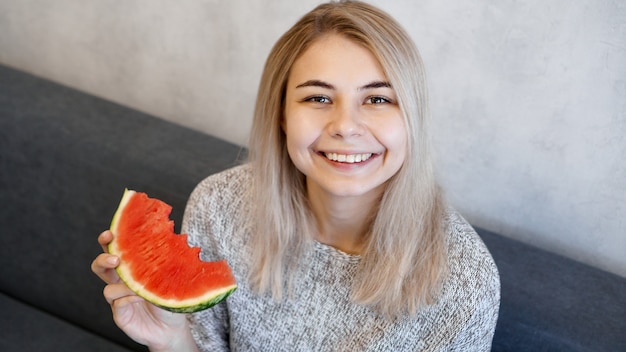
[108,189,236,313]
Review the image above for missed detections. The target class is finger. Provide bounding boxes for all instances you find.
[91,253,121,284]
[91,253,119,273]
[97,230,113,252]
[103,283,139,305]
[108,290,150,331]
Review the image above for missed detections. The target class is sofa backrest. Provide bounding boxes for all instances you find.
[0,64,244,351]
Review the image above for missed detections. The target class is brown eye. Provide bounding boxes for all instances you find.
[365,96,391,104]
[305,96,331,104]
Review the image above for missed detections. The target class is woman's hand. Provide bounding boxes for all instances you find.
[91,231,122,284]
[91,231,198,351]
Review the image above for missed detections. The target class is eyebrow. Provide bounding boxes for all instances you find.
[295,80,334,90]
[295,80,392,91]
[360,81,392,90]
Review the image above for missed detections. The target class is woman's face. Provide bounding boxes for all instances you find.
[283,34,407,200]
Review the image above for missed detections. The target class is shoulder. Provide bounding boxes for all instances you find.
[444,209,498,277]
[181,164,254,249]
[188,163,253,204]
[436,209,500,349]
[441,208,500,307]
[184,164,253,216]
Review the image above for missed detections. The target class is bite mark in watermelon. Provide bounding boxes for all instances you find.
[108,189,236,313]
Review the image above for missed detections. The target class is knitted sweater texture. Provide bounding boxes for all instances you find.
[181,165,500,351]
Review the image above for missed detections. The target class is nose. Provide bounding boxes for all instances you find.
[327,104,365,138]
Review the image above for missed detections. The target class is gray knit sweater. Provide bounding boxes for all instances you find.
[181,165,500,351]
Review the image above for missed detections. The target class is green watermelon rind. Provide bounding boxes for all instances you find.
[152,286,237,313]
[112,257,237,313]
[108,189,237,313]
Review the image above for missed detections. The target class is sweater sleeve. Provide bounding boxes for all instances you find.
[448,225,501,351]
[181,174,232,351]
[187,306,230,352]
[449,259,500,351]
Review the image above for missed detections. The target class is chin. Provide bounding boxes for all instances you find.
[317,177,388,199]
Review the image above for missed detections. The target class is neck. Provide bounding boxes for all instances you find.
[306,182,383,255]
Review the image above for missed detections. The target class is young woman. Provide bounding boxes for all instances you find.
[92,1,500,351]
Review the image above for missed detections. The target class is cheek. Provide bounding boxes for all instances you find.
[283,117,321,167]
[375,117,408,158]
[283,111,321,149]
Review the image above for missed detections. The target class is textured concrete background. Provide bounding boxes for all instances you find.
[1,0,624,277]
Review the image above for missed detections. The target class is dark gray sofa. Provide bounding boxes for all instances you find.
[1,64,624,351]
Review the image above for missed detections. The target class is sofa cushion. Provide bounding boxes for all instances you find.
[0,292,135,351]
[478,228,626,351]
[0,64,243,350]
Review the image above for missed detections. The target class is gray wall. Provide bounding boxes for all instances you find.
[1,0,624,277]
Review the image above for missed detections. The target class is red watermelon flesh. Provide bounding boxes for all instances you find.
[108,189,236,313]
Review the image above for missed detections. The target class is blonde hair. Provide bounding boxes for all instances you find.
[248,0,448,318]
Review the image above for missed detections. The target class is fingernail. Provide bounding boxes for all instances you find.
[107,256,119,265]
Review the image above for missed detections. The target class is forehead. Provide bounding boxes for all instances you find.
[287,34,388,86]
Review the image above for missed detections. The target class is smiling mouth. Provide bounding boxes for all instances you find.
[323,152,374,163]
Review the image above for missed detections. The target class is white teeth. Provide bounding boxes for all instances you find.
[324,152,373,163]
